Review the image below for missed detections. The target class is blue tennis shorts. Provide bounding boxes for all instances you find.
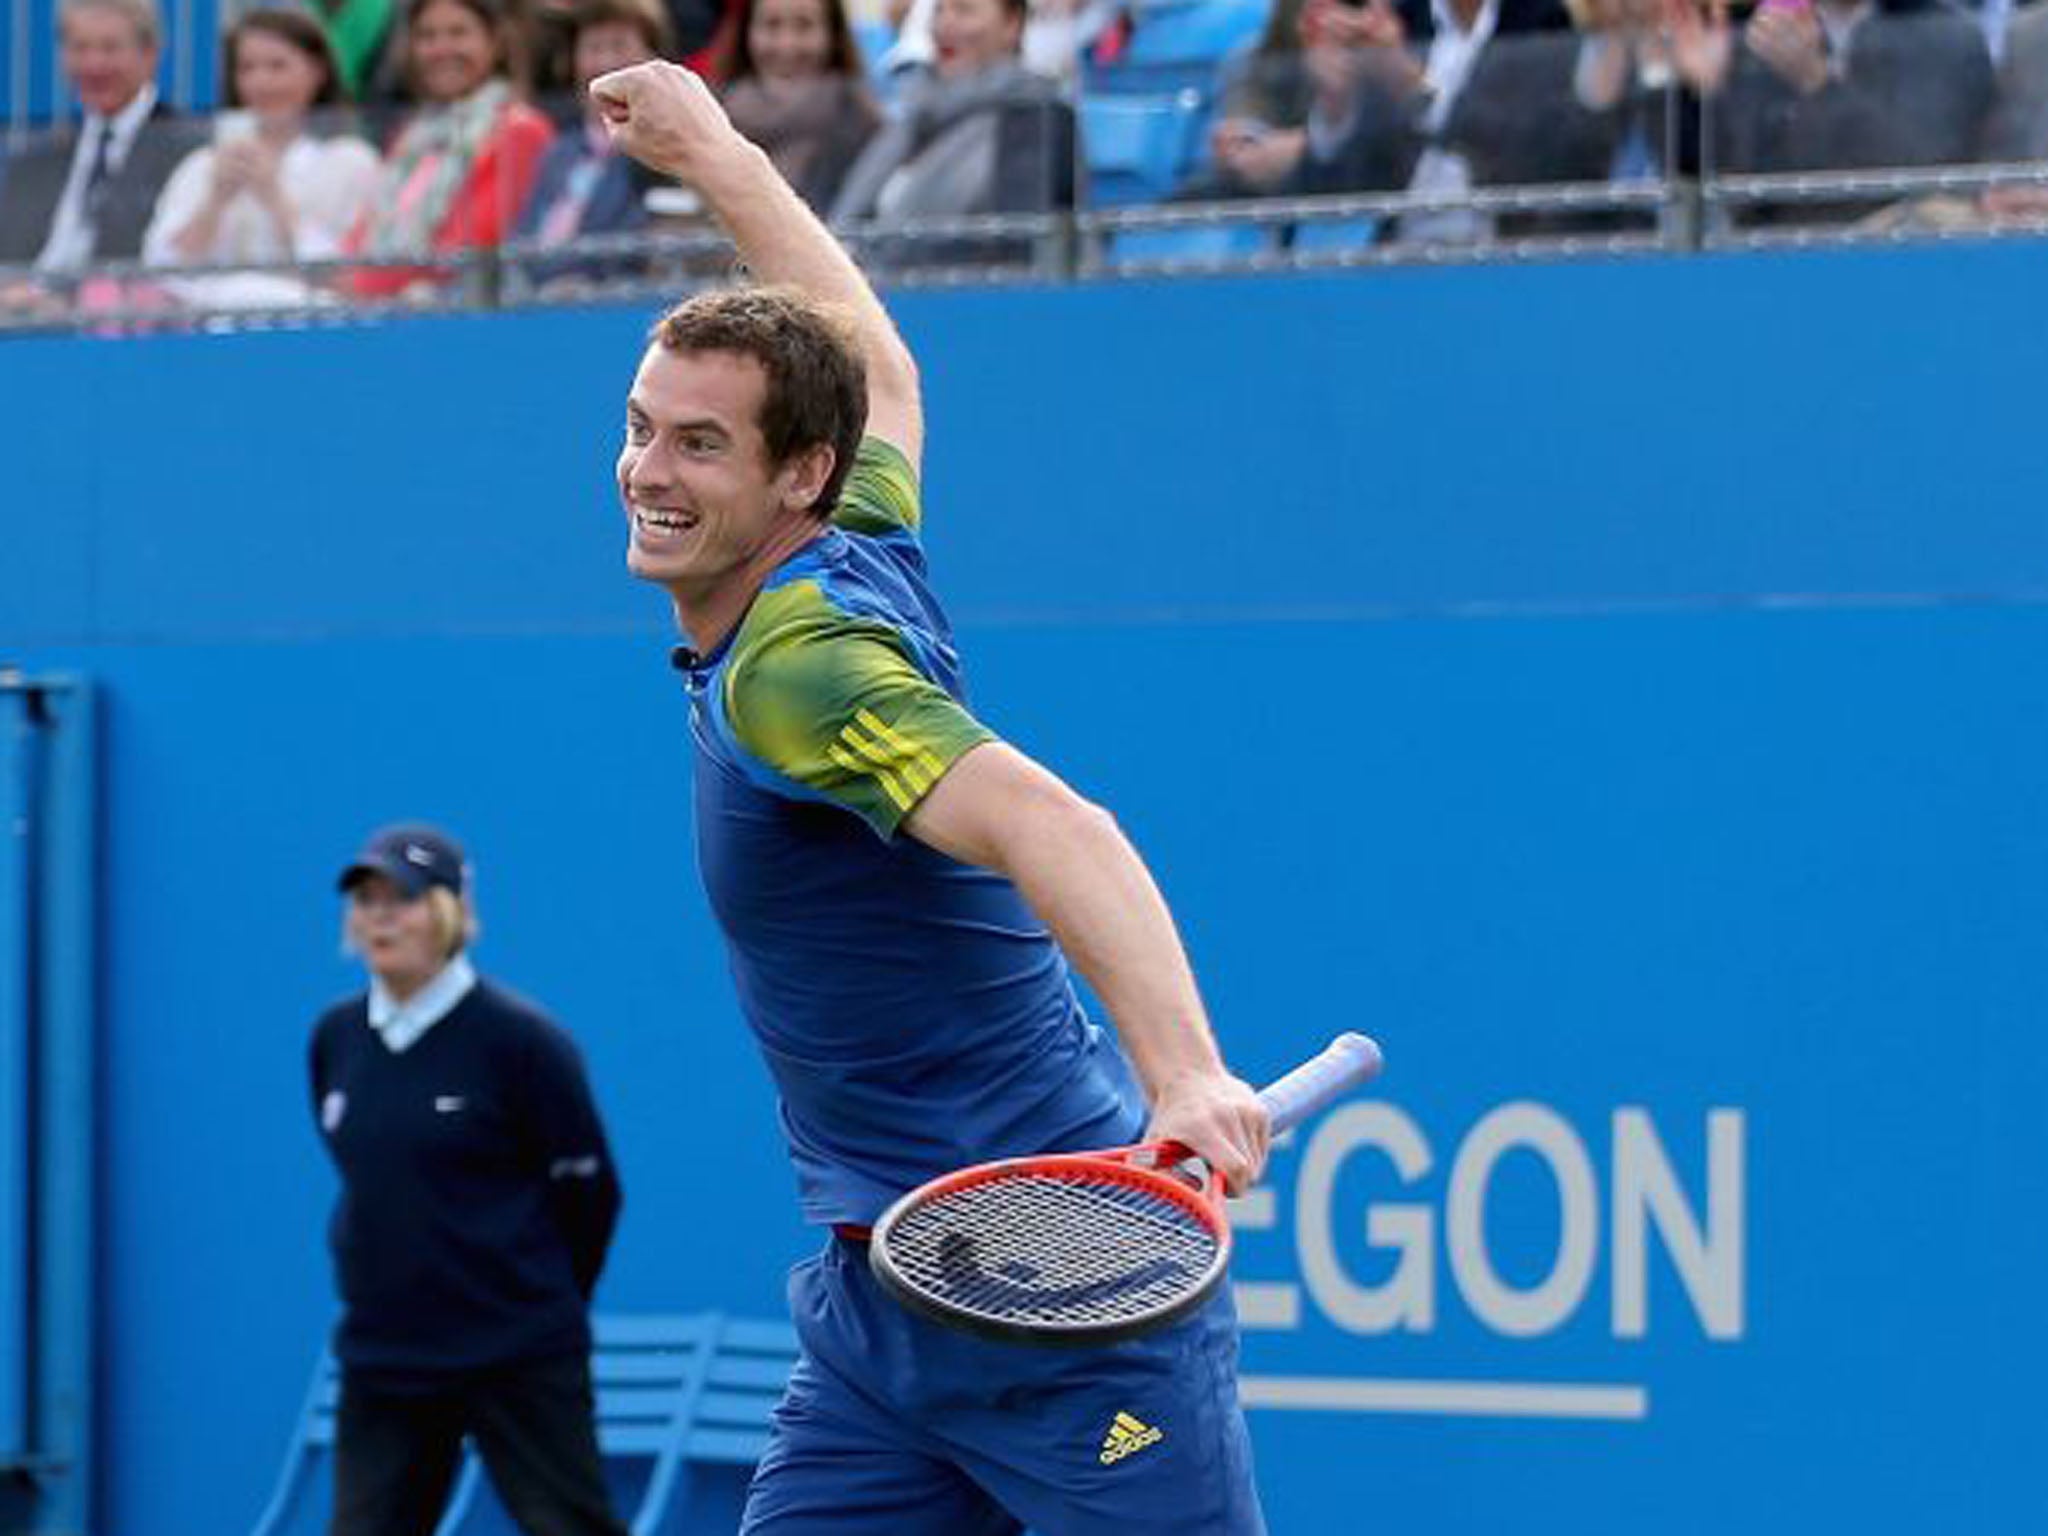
[739,1236,1267,1535]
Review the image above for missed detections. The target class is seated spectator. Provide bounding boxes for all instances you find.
[1186,0,1598,213]
[511,0,673,288]
[1442,11,1621,227]
[1174,0,1315,201]
[881,0,1113,83]
[1283,0,1574,244]
[343,0,555,299]
[142,10,381,309]
[0,0,204,310]
[1567,0,1714,182]
[1689,0,1994,224]
[717,0,882,212]
[831,0,1075,232]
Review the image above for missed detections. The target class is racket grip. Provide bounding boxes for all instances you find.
[1257,1033,1383,1136]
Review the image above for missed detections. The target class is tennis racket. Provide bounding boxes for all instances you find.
[868,1031,1384,1346]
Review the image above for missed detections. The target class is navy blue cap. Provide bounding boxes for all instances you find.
[337,823,467,899]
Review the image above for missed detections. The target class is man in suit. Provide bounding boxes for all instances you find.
[1721,0,1993,181]
[1284,0,1576,240]
[1647,0,1994,227]
[0,0,205,275]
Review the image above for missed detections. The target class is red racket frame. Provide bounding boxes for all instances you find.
[870,1033,1384,1345]
[869,1142,1233,1346]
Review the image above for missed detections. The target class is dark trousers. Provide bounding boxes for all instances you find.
[330,1352,628,1536]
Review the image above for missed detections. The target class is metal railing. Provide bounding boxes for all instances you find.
[9,159,2048,340]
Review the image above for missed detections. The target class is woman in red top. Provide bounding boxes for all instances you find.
[345,0,554,297]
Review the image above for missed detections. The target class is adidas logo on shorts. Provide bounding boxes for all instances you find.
[1098,1410,1164,1465]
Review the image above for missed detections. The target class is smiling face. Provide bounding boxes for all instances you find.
[618,345,832,637]
[60,1,157,118]
[932,0,1019,78]
[233,26,328,121]
[749,0,833,83]
[410,0,499,104]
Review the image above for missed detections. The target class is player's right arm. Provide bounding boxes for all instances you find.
[903,743,1273,1195]
[589,61,923,474]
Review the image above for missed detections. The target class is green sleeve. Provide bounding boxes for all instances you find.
[831,437,921,537]
[725,582,993,837]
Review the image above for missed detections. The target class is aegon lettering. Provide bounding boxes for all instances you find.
[1234,1103,1745,1341]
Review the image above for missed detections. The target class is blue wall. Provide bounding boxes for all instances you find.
[4,246,2048,1534]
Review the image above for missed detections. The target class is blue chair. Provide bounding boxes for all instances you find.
[851,15,896,69]
[250,1313,798,1536]
[852,15,902,99]
[1081,0,1269,195]
[1105,222,1276,266]
[1289,216,1381,254]
[1081,91,1212,207]
[1121,0,1270,68]
[1085,0,1271,94]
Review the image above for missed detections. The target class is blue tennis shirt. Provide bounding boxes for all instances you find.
[674,439,1146,1227]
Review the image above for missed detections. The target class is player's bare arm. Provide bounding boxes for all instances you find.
[903,742,1273,1193]
[590,61,924,472]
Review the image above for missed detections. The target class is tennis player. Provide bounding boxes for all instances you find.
[593,60,1272,1535]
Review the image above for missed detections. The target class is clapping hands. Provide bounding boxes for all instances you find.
[210,136,283,206]
[1298,0,1425,105]
[1210,120,1307,190]
[1744,0,1829,95]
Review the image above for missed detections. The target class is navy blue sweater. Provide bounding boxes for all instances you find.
[308,978,622,1382]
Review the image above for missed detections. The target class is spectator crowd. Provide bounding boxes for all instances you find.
[3,0,2048,318]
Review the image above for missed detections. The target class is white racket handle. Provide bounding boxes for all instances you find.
[1256,1033,1384,1135]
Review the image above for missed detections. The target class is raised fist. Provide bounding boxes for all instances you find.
[587,60,741,182]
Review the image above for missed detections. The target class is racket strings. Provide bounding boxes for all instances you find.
[883,1174,1220,1327]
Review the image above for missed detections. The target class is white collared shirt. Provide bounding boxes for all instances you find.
[38,83,159,272]
[1818,0,1876,77]
[368,954,478,1054]
[1402,0,1501,244]
[1420,0,1501,136]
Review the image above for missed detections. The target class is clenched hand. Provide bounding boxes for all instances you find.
[588,60,746,185]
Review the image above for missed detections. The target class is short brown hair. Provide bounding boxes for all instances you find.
[225,9,347,108]
[648,286,868,518]
[571,0,673,56]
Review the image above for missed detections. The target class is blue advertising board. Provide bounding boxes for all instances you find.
[1,247,2045,1534]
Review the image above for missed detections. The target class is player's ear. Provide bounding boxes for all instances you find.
[783,441,837,516]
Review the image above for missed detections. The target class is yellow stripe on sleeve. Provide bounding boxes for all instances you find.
[854,708,947,780]
[827,741,913,811]
[839,721,933,795]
